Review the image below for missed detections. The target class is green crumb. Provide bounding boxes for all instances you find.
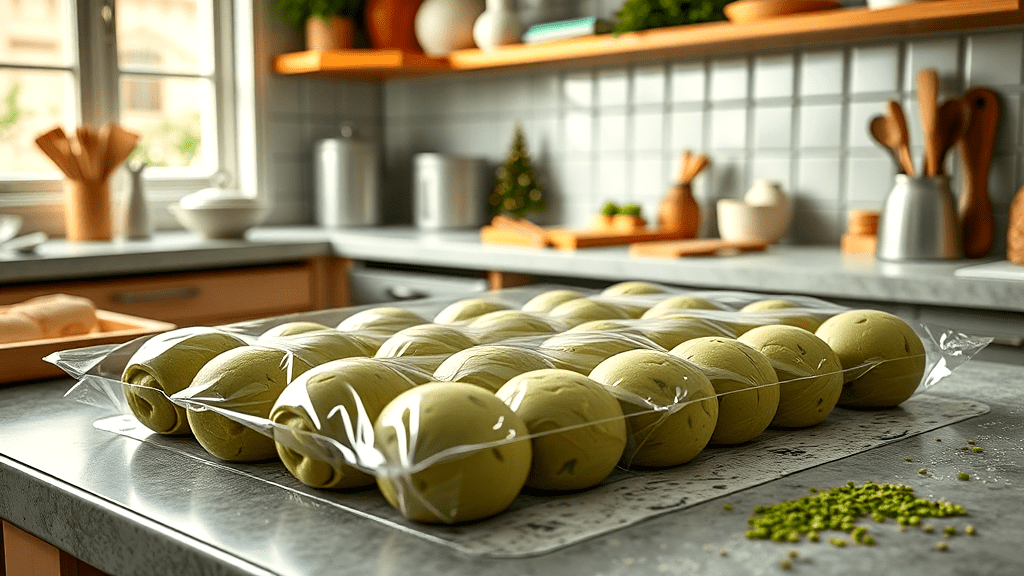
[965,525,976,536]
[957,473,970,481]
[944,526,956,536]
[909,516,921,526]
[905,457,913,462]
[719,548,728,556]
[863,536,876,546]
[808,531,820,543]
[724,504,733,511]
[809,487,817,493]
[935,438,942,442]
[781,560,792,570]
[919,468,927,475]
[967,439,975,445]
[936,542,949,552]
[788,550,799,558]
[830,538,847,547]
[923,525,934,533]
[973,447,984,453]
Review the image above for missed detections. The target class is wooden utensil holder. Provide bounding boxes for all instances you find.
[63,178,113,241]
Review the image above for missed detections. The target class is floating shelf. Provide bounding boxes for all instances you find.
[273,0,1024,80]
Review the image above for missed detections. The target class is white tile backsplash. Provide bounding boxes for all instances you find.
[670,110,705,153]
[531,73,561,111]
[797,156,842,209]
[670,62,706,103]
[799,104,844,149]
[563,110,594,155]
[753,106,792,150]
[632,111,665,153]
[753,53,794,100]
[749,155,792,191]
[800,49,845,97]
[711,58,749,102]
[597,110,628,153]
[596,154,629,201]
[847,155,897,210]
[598,68,630,107]
[850,44,900,94]
[710,108,747,150]
[633,65,667,106]
[966,31,1024,88]
[632,154,667,204]
[847,100,888,150]
[904,37,961,96]
[563,71,595,108]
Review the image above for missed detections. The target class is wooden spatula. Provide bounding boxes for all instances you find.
[34,127,79,179]
[917,69,939,175]
[958,87,1000,258]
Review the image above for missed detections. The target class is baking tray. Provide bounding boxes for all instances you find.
[0,310,175,385]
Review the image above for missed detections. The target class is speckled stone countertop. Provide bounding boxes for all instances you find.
[1,226,1022,313]
[1,360,1021,576]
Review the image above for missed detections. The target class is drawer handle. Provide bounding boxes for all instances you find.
[109,286,200,304]
[386,286,427,301]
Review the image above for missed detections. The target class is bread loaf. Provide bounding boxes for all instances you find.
[0,294,98,343]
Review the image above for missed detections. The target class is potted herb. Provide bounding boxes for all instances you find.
[612,0,730,34]
[592,201,619,229]
[276,0,364,51]
[613,203,646,232]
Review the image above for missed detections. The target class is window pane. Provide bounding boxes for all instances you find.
[120,75,213,170]
[0,68,75,176]
[116,0,213,75]
[0,0,73,67]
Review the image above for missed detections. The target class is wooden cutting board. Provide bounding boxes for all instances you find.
[546,228,685,250]
[629,238,768,258]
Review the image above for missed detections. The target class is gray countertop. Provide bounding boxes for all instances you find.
[2,226,1022,313]
[1,360,1022,576]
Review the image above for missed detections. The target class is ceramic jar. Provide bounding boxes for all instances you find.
[414,0,485,56]
[472,0,522,51]
[305,16,356,51]
[365,0,425,52]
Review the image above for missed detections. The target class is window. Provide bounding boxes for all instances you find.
[0,0,236,228]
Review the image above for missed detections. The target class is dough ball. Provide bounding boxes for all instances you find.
[184,345,317,462]
[521,289,585,313]
[740,299,824,333]
[549,298,632,328]
[567,319,635,333]
[540,331,653,375]
[259,321,332,339]
[433,298,511,325]
[738,325,842,428]
[337,307,427,335]
[670,337,779,445]
[589,350,718,468]
[467,310,559,344]
[635,316,732,350]
[601,281,667,297]
[0,313,45,343]
[433,345,555,392]
[374,382,532,524]
[496,369,626,491]
[270,358,414,489]
[267,329,376,363]
[374,324,476,359]
[641,295,723,320]
[122,328,247,435]
[815,309,926,408]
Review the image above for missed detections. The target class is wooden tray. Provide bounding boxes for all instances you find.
[629,238,769,258]
[0,310,175,385]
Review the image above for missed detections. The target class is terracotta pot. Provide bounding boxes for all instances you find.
[658,182,699,238]
[305,16,356,51]
[365,0,424,53]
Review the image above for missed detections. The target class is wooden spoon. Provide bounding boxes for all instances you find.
[682,153,710,184]
[869,115,907,174]
[885,100,914,177]
[103,124,141,177]
[34,127,79,179]
[933,99,970,176]
[958,88,1000,258]
[917,69,939,175]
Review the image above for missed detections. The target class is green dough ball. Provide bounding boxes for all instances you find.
[815,310,926,408]
[521,289,585,313]
[374,324,477,359]
[267,329,377,363]
[740,299,824,333]
[433,345,555,392]
[259,322,332,339]
[540,332,653,375]
[467,310,559,344]
[738,325,842,428]
[601,281,667,297]
[434,299,511,324]
[495,369,626,491]
[549,298,632,328]
[641,295,723,320]
[636,316,732,350]
[184,345,317,462]
[374,382,532,524]
[122,328,247,435]
[567,319,635,333]
[337,307,428,350]
[270,358,414,489]
[589,350,718,468]
[670,337,779,445]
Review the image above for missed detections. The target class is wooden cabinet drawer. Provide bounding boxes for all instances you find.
[0,264,316,326]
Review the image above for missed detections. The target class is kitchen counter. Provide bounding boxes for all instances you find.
[1,360,1022,576]
[2,226,1022,314]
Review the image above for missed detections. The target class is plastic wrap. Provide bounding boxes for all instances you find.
[49,283,992,530]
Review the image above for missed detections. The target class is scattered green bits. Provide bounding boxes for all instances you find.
[723,504,733,511]
[830,538,847,547]
[973,447,984,453]
[967,439,975,445]
[966,525,977,536]
[936,438,942,442]
[808,531,820,543]
[957,473,970,481]
[923,525,934,533]
[862,535,876,546]
[781,560,793,570]
[719,548,728,556]
[788,550,799,558]
[936,542,949,552]
[919,468,928,475]
[944,526,956,536]
[905,457,913,462]
[809,487,817,493]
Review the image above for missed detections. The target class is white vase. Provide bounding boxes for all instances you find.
[414,0,485,57]
[122,162,152,239]
[473,0,522,51]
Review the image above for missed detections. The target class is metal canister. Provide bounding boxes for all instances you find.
[413,153,488,230]
[314,127,379,228]
[876,174,962,261]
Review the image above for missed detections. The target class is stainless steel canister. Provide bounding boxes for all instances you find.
[314,129,379,227]
[413,153,488,230]
[876,174,963,261]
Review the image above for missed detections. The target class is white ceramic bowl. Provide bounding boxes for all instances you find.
[169,203,264,240]
[716,199,791,244]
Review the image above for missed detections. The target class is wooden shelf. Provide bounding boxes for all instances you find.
[273,0,1024,80]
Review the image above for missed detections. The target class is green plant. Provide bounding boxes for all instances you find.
[0,83,27,142]
[613,0,731,34]
[600,201,619,217]
[275,0,362,25]
[618,204,643,217]
[490,125,548,219]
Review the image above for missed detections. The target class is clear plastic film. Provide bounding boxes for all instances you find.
[47,284,992,527]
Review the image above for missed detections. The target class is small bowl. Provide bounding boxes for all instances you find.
[169,203,264,240]
[717,199,791,244]
[724,0,841,23]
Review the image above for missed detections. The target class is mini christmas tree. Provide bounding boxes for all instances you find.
[490,125,547,219]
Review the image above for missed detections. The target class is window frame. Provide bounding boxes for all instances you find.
[0,0,239,231]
